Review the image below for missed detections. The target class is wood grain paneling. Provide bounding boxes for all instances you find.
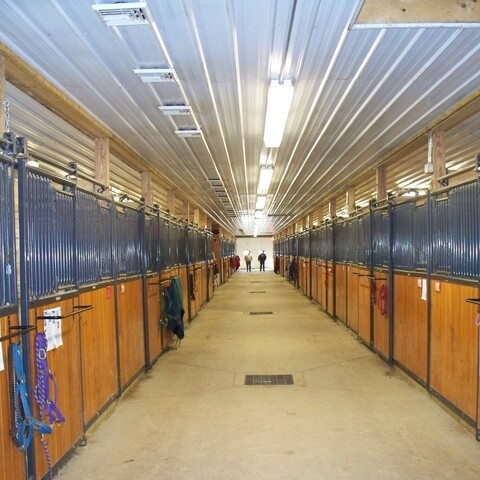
[116,279,145,387]
[358,267,371,345]
[393,274,428,381]
[347,266,359,333]
[0,314,25,480]
[311,262,319,304]
[327,262,335,316]
[78,287,118,425]
[320,262,328,310]
[372,272,389,358]
[32,300,83,480]
[430,280,478,421]
[146,275,162,362]
[335,264,347,324]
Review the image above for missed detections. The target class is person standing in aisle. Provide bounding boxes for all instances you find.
[258,250,267,271]
[244,251,253,271]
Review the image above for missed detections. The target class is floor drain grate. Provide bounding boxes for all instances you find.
[249,291,266,294]
[244,374,294,386]
[249,311,273,315]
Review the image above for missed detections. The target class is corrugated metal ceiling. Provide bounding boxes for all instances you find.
[0,0,479,234]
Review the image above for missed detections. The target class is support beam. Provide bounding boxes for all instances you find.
[182,200,189,222]
[193,208,200,227]
[206,217,213,231]
[376,165,387,202]
[317,205,324,225]
[328,199,336,220]
[141,171,153,205]
[347,187,356,216]
[167,189,176,217]
[430,129,447,191]
[95,137,110,193]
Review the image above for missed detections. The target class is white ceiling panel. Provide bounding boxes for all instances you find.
[0,0,479,235]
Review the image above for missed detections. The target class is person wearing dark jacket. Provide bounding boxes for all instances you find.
[258,250,267,271]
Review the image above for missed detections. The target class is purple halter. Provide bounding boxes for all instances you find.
[34,332,65,425]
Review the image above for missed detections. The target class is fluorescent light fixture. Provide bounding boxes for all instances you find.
[134,68,177,83]
[159,105,192,116]
[175,129,202,138]
[253,218,261,225]
[255,195,267,210]
[257,166,273,195]
[92,2,149,27]
[263,79,294,148]
[253,225,259,237]
[254,210,263,219]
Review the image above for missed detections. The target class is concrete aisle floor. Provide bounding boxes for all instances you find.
[57,271,480,480]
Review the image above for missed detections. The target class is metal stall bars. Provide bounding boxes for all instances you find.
[370,198,392,359]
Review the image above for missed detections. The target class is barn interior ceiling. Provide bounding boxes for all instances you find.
[0,0,480,235]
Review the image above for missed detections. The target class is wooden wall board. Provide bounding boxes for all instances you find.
[335,264,347,324]
[320,262,328,311]
[327,262,335,316]
[32,300,83,479]
[372,273,389,357]
[78,287,118,425]
[393,274,428,381]
[430,280,478,421]
[357,267,372,344]
[116,279,145,387]
[146,275,162,362]
[311,262,319,304]
[0,314,25,480]
[347,265,359,333]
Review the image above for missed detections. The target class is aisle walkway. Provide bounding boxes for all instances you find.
[58,271,480,479]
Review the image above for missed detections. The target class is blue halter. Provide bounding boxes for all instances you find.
[10,342,52,451]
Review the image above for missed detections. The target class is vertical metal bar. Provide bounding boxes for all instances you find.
[17,157,36,480]
[185,225,191,322]
[387,200,394,363]
[140,206,151,370]
[426,191,432,390]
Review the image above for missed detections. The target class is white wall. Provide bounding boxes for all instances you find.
[235,236,274,270]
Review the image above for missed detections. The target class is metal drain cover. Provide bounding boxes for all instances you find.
[249,311,273,315]
[249,291,266,294]
[244,374,294,386]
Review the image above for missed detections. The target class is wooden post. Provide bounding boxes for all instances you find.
[376,165,387,203]
[430,129,447,191]
[347,187,355,216]
[193,208,200,226]
[167,189,176,217]
[206,217,213,231]
[328,198,336,220]
[95,137,110,194]
[317,205,324,225]
[141,171,153,205]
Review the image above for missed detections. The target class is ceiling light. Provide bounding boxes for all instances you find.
[92,2,149,27]
[255,195,267,210]
[134,68,177,83]
[257,166,273,195]
[175,129,202,138]
[253,225,259,237]
[263,79,294,148]
[254,210,263,219]
[26,159,39,168]
[159,105,192,116]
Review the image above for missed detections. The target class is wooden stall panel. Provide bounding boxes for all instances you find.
[32,299,83,479]
[393,274,427,381]
[372,271,389,359]
[347,265,359,333]
[335,264,347,324]
[146,275,162,363]
[78,286,118,426]
[0,314,24,480]
[357,267,371,345]
[327,262,334,316]
[320,262,328,311]
[117,278,145,388]
[311,261,319,304]
[430,281,478,421]
[304,259,311,298]
[299,259,306,293]
[160,272,173,348]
